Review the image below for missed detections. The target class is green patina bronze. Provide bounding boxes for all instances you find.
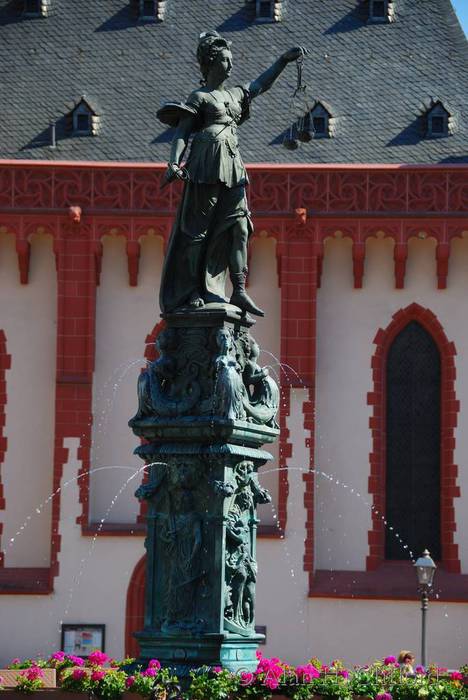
[129,32,306,674]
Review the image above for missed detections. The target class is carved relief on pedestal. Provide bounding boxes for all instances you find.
[131,324,279,429]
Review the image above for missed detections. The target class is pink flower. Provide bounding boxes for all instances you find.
[67,655,85,667]
[451,671,463,681]
[51,652,66,662]
[322,665,329,673]
[384,656,397,665]
[376,693,392,700]
[212,666,222,674]
[240,672,254,686]
[88,651,109,666]
[11,659,20,665]
[125,676,135,688]
[338,669,349,679]
[143,668,157,678]
[264,676,279,690]
[148,659,161,670]
[296,664,320,682]
[21,667,44,681]
[255,651,263,660]
[415,666,426,675]
[91,670,106,682]
[72,669,87,681]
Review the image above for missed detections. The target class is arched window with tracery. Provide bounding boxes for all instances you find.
[385,321,441,560]
[367,304,461,573]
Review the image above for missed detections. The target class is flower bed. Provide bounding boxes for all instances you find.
[0,653,466,700]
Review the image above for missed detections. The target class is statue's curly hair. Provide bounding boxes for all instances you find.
[196,31,232,84]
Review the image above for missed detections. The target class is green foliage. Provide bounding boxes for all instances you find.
[91,669,128,700]
[349,670,382,698]
[188,667,240,700]
[60,668,91,693]
[310,673,351,699]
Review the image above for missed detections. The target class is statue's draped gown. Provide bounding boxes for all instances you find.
[159,86,253,313]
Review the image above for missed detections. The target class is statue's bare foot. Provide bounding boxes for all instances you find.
[188,292,204,308]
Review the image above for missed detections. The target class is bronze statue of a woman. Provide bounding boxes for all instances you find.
[158,32,307,317]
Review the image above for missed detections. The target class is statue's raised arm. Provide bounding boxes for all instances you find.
[157,32,308,318]
[248,46,308,99]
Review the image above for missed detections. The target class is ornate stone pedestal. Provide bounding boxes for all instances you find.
[129,307,279,673]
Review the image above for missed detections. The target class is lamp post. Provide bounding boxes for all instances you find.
[414,549,437,668]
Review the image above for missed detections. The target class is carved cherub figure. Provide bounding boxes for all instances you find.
[234,460,271,505]
[243,337,268,387]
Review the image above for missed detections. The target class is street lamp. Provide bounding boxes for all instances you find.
[414,549,437,668]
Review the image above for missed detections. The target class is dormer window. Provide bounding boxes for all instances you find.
[139,0,156,19]
[69,98,99,136]
[426,102,450,138]
[310,102,332,139]
[256,0,273,19]
[368,0,393,23]
[23,0,43,16]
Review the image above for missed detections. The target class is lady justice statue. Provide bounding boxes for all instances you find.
[158,32,307,317]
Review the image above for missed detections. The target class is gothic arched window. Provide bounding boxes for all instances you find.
[385,321,441,560]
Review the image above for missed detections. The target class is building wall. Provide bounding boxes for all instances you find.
[1,224,468,666]
[315,235,468,573]
[0,232,56,567]
[1,394,467,668]
[90,234,164,524]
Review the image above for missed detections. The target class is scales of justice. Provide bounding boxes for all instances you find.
[128,31,308,674]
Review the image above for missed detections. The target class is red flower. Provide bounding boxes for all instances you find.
[72,669,87,681]
[88,651,109,667]
[91,670,106,682]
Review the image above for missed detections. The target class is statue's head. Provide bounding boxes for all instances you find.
[197,31,232,84]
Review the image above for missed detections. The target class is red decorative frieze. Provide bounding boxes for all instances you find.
[94,170,132,210]
[448,172,468,212]
[0,162,466,219]
[290,171,328,212]
[328,171,368,212]
[407,171,448,212]
[55,170,93,209]
[133,170,170,211]
[0,169,13,208]
[249,170,290,212]
[368,172,408,212]
[367,303,461,574]
[0,330,11,566]
[13,168,53,209]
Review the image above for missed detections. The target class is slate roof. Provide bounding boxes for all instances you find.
[0,0,467,163]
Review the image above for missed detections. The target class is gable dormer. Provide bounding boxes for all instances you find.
[137,0,166,22]
[65,97,100,137]
[23,0,50,17]
[309,101,333,138]
[245,0,284,23]
[425,101,452,138]
[367,0,395,24]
